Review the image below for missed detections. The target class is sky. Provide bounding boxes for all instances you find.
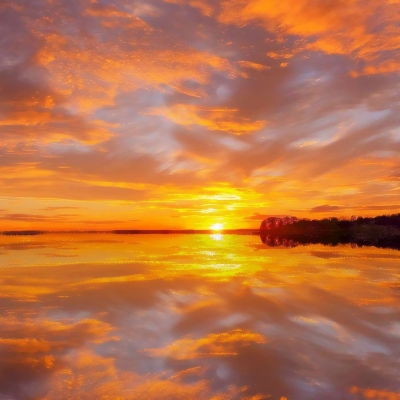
[1,0,399,230]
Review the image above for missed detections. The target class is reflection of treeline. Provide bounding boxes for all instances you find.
[260,214,400,250]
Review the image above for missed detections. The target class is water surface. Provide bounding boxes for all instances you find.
[0,234,399,399]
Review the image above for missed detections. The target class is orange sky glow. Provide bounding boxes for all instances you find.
[1,0,399,230]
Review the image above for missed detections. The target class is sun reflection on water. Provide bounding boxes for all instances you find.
[210,233,223,241]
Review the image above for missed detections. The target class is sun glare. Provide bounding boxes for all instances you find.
[210,233,223,241]
[210,223,224,231]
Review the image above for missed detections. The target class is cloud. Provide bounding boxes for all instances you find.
[150,104,266,135]
[0,213,78,222]
[31,0,233,108]
[147,329,266,360]
[218,0,400,75]
[309,204,400,213]
[41,206,82,211]
[310,205,344,213]
[349,386,400,400]
[246,213,292,220]
[0,64,111,145]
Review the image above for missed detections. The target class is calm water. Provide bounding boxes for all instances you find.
[0,234,399,400]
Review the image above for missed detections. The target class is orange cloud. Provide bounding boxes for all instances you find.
[147,329,267,360]
[44,349,265,400]
[150,104,266,135]
[238,60,270,71]
[35,26,232,110]
[350,386,400,400]
[0,65,111,145]
[218,0,400,75]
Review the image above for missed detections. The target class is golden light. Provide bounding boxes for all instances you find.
[210,223,224,231]
[210,233,223,241]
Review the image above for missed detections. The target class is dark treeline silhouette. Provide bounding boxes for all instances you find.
[260,214,400,250]
[2,230,44,236]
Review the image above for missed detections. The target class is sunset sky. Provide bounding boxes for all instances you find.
[1,0,399,230]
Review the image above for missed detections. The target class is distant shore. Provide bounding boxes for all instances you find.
[1,229,259,236]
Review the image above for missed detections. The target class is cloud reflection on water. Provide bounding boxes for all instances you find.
[0,234,399,399]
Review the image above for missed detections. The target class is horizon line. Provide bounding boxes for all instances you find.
[1,228,260,236]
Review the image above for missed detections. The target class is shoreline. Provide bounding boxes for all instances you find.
[0,229,260,236]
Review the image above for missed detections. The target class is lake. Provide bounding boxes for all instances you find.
[0,233,399,399]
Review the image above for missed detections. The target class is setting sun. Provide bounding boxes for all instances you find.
[210,223,224,231]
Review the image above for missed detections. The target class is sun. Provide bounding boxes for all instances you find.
[210,223,224,231]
